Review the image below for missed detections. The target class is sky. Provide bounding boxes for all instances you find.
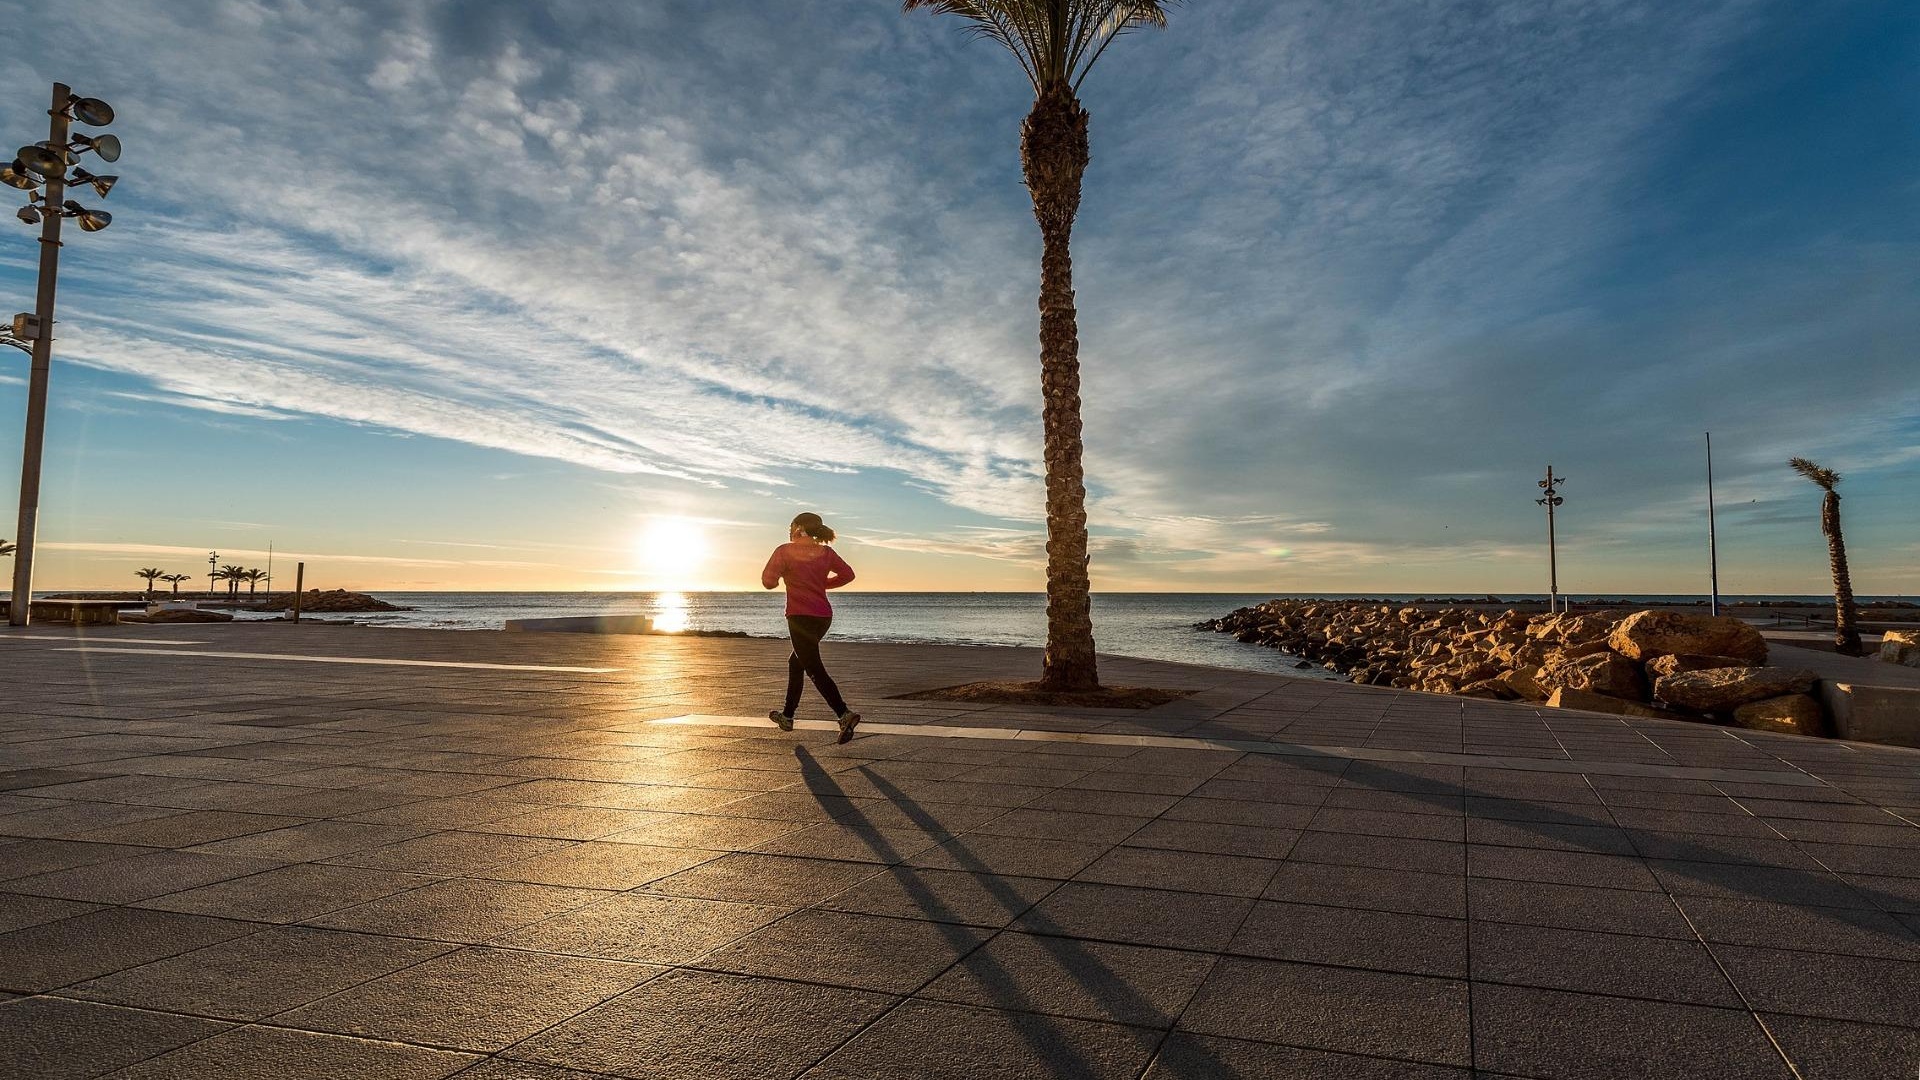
[0,0,1913,595]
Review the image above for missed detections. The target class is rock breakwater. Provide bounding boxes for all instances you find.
[1199,600,1829,737]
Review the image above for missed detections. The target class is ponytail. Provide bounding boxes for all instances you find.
[791,512,835,543]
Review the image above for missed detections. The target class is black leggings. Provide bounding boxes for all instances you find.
[785,615,848,717]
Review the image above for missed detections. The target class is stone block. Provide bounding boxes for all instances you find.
[1545,687,1690,721]
[1817,681,1920,749]
[1731,694,1828,738]
[1877,630,1920,669]
[1655,667,1816,712]
[1608,610,1767,664]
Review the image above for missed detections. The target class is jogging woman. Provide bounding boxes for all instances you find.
[761,512,861,743]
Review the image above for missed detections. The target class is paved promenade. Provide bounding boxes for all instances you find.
[2,622,1917,1078]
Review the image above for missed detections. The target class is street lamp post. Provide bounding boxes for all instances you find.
[4,82,119,626]
[1536,466,1565,614]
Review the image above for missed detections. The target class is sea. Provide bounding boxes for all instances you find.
[269,591,1895,680]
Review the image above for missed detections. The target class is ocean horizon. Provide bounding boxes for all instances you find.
[164,589,1905,680]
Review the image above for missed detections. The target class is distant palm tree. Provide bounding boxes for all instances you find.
[136,567,164,596]
[1789,457,1863,656]
[161,573,190,597]
[242,568,267,599]
[219,564,247,599]
[904,0,1179,692]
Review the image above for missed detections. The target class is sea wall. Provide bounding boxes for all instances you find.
[1201,600,1830,736]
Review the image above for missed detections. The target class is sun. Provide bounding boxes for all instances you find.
[634,517,707,590]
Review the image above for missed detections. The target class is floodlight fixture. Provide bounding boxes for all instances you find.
[15,143,63,177]
[0,160,38,190]
[67,168,114,198]
[62,201,109,231]
[72,132,118,162]
[68,96,113,126]
[15,204,38,225]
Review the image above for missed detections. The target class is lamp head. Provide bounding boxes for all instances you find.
[16,144,65,178]
[68,168,115,198]
[16,205,40,225]
[0,160,40,190]
[62,201,110,232]
[68,96,114,127]
[72,133,120,163]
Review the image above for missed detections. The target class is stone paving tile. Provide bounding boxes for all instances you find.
[1676,894,1920,960]
[1075,846,1279,898]
[190,819,435,861]
[1714,944,1920,1029]
[4,849,284,904]
[1645,858,1872,909]
[748,822,948,863]
[306,878,611,944]
[279,946,662,1051]
[327,830,579,875]
[482,839,718,890]
[642,852,882,905]
[1144,1033,1472,1078]
[1263,862,1466,919]
[1180,957,1470,1067]
[1233,900,1468,978]
[821,866,1060,927]
[0,800,189,839]
[0,891,100,933]
[447,1061,623,1080]
[495,891,792,964]
[136,861,437,923]
[1469,922,1742,1007]
[104,1023,481,1079]
[807,999,1162,1080]
[1014,882,1254,952]
[68,924,452,1020]
[1290,831,1464,875]
[1470,983,1794,1080]
[0,995,231,1080]
[1762,1013,1920,1080]
[1466,877,1692,938]
[698,908,991,993]
[1125,818,1300,859]
[1467,845,1658,890]
[0,837,157,880]
[0,905,257,991]
[506,968,891,1079]
[905,832,1114,879]
[919,930,1216,1026]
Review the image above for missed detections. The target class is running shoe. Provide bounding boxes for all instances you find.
[768,710,794,732]
[836,711,861,744]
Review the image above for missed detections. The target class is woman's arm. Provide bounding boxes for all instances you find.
[760,548,784,590]
[825,549,856,589]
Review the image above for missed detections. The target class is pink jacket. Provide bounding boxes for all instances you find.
[761,543,855,617]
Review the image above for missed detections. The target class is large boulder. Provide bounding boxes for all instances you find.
[1879,630,1920,669]
[1732,694,1828,738]
[1497,665,1553,703]
[1645,654,1749,680]
[1546,687,1689,720]
[1545,651,1648,701]
[1608,611,1767,664]
[1655,666,1818,712]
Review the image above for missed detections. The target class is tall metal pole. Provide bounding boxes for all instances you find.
[7,84,71,626]
[1545,467,1559,613]
[1706,432,1720,617]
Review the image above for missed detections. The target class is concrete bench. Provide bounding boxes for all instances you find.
[0,599,130,625]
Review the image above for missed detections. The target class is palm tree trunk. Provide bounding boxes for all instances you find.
[1023,83,1099,692]
[1823,491,1863,655]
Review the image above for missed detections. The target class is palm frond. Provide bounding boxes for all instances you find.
[1788,457,1840,490]
[906,0,1180,92]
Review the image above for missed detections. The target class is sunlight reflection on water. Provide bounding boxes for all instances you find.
[651,591,690,633]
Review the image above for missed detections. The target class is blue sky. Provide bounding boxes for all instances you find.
[0,0,1913,594]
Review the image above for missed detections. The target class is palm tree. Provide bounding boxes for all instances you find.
[242,568,266,599]
[905,0,1178,691]
[161,573,190,597]
[135,567,164,596]
[219,564,247,599]
[1789,457,1863,656]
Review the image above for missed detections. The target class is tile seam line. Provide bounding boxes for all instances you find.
[651,716,1825,787]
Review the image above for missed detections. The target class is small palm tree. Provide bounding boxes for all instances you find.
[161,573,190,597]
[1789,457,1863,656]
[219,564,247,599]
[136,567,164,596]
[243,568,266,599]
[905,0,1179,692]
